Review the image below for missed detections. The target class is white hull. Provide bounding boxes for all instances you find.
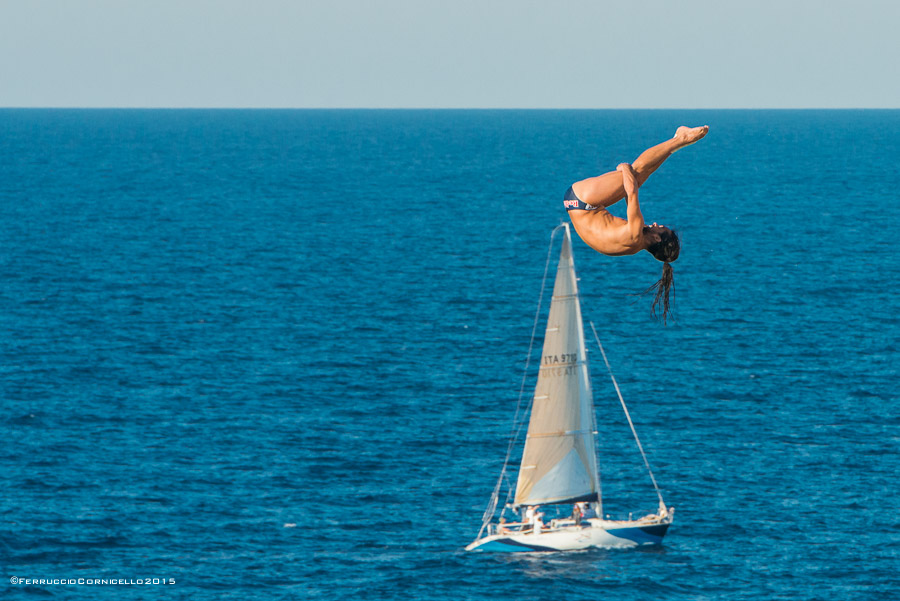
[466,515,672,553]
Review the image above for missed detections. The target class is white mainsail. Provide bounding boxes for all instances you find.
[514,226,600,507]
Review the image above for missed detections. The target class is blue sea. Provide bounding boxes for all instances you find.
[1,109,898,600]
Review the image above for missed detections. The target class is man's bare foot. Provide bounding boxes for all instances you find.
[673,125,709,150]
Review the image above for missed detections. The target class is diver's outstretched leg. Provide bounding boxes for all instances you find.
[571,125,708,209]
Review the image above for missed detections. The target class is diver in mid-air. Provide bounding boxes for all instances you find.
[564,125,709,324]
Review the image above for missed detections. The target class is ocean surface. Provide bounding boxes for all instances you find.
[1,109,898,600]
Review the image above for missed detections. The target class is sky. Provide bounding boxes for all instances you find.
[1,0,898,108]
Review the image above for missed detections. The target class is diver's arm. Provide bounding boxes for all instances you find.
[618,164,645,241]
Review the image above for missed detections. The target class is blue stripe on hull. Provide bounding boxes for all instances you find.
[606,523,670,545]
[471,538,558,553]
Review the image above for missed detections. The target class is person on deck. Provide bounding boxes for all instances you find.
[498,517,509,534]
[533,508,544,535]
[564,125,709,324]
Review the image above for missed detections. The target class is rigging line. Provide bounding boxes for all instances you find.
[477,223,565,538]
[588,321,667,512]
[499,473,514,520]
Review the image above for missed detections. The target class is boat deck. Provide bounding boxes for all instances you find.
[489,513,671,537]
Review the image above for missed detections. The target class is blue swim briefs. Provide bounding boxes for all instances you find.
[563,186,599,211]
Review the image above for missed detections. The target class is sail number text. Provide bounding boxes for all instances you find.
[540,353,578,376]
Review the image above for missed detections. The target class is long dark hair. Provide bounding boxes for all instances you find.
[644,228,680,325]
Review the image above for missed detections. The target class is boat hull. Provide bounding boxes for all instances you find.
[465,519,670,553]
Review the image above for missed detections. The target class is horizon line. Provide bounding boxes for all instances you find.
[2,106,899,111]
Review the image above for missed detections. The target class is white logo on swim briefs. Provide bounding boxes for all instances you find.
[565,200,598,210]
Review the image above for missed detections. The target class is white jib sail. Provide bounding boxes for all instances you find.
[514,225,599,507]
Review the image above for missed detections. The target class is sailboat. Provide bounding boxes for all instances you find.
[466,223,674,553]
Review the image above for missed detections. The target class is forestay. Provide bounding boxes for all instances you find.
[514,227,599,506]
